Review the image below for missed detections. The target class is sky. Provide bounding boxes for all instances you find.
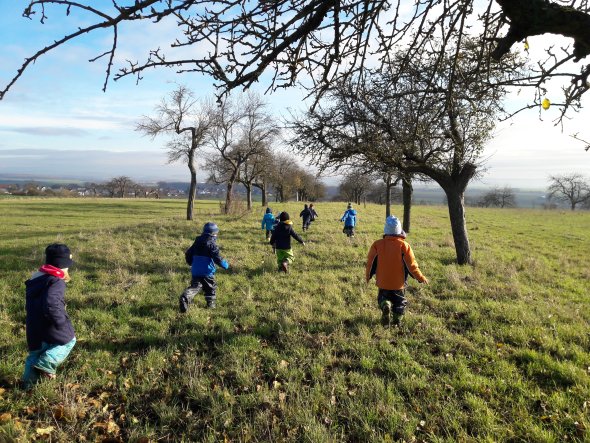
[0,2,588,189]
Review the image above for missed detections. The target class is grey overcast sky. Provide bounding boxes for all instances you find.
[0,3,588,189]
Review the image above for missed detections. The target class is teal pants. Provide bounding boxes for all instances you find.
[23,337,76,388]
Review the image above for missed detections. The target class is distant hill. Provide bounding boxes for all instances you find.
[0,174,551,208]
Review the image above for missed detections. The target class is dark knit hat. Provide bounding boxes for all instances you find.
[265,207,272,214]
[279,212,290,222]
[45,243,73,268]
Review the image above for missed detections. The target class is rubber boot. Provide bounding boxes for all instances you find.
[381,300,392,327]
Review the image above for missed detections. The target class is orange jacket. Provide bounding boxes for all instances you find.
[365,236,427,290]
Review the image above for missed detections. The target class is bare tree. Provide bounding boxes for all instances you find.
[338,170,373,205]
[207,94,276,213]
[251,149,277,207]
[84,182,102,197]
[478,187,516,208]
[3,1,590,122]
[293,38,515,264]
[269,153,299,202]
[136,85,211,220]
[106,176,134,198]
[547,173,590,210]
[367,179,402,206]
[239,147,272,210]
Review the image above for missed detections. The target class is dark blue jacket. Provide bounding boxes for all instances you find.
[270,222,304,250]
[185,233,229,277]
[300,208,312,223]
[25,274,76,351]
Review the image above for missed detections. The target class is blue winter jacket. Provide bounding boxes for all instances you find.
[341,209,357,227]
[25,274,76,351]
[185,233,229,277]
[261,213,276,231]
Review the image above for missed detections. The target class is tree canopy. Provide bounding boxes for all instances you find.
[2,1,590,120]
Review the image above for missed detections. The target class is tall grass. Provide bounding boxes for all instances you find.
[0,198,588,442]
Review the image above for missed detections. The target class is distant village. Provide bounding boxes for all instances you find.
[0,181,229,199]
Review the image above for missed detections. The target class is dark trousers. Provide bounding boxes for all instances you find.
[265,229,272,240]
[180,276,217,311]
[343,226,355,237]
[377,289,407,315]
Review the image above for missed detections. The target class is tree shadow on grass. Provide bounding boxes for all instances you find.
[76,328,248,358]
[509,351,578,392]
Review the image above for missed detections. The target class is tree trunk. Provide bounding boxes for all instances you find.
[245,183,252,210]
[225,180,235,214]
[402,176,413,233]
[261,182,267,207]
[187,154,197,221]
[444,186,471,265]
[385,180,392,218]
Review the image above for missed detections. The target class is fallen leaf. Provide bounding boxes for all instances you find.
[279,360,289,368]
[0,388,6,396]
[88,399,102,409]
[36,426,54,436]
[107,420,120,434]
[52,405,65,420]
[94,422,109,432]
[0,413,12,422]
[23,406,36,415]
[272,380,281,389]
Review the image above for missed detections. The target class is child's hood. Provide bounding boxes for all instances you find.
[348,209,357,215]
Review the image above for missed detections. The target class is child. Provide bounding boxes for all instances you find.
[365,216,428,327]
[270,212,305,273]
[309,204,318,226]
[299,204,312,231]
[180,222,229,311]
[261,207,276,241]
[340,203,357,237]
[23,244,76,389]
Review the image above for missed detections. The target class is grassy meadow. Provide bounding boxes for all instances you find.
[0,198,589,442]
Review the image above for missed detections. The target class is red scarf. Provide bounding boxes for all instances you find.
[39,264,65,279]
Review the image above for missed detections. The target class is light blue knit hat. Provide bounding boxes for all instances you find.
[384,216,402,235]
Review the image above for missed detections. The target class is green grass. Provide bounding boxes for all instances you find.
[0,198,589,442]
